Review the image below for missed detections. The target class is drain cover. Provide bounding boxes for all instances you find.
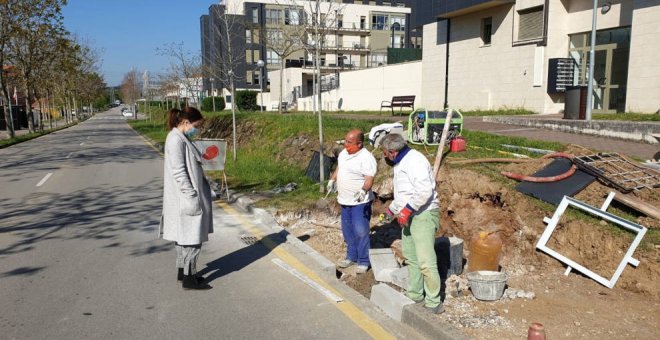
[240,234,259,245]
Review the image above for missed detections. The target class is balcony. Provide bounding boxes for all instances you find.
[437,0,514,18]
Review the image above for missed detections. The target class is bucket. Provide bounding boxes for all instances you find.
[467,270,508,301]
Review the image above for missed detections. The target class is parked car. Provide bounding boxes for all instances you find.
[122,110,133,117]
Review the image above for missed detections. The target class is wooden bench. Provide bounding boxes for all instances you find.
[380,95,415,115]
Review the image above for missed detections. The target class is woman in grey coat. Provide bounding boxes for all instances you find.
[160,107,213,290]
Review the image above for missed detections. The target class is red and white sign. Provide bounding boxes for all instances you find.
[194,139,227,171]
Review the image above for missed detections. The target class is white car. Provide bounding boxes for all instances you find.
[122,110,133,117]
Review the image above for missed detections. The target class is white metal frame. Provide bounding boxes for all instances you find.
[536,193,647,288]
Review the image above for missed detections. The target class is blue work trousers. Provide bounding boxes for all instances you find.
[340,202,372,266]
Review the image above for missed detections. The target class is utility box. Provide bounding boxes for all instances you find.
[564,86,587,120]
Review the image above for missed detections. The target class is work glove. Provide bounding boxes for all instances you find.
[397,206,414,228]
[379,208,395,223]
[326,179,337,193]
[353,189,368,202]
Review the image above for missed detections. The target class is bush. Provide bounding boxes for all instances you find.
[201,96,225,112]
[235,90,259,111]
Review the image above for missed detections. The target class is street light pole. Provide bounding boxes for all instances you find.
[257,59,265,112]
[585,0,598,121]
[210,78,216,112]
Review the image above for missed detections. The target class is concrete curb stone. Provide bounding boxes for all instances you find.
[226,192,471,339]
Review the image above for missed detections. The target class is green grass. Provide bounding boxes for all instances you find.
[592,113,660,122]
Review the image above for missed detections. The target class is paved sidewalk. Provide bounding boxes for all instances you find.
[464,117,659,160]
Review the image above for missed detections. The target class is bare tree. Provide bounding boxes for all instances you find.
[121,69,140,116]
[205,3,247,161]
[157,42,202,108]
[0,0,20,137]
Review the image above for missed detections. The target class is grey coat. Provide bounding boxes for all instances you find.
[159,128,213,245]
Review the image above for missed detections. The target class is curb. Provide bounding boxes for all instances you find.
[483,116,660,144]
[226,192,470,339]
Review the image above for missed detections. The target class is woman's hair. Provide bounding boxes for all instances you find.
[167,107,203,130]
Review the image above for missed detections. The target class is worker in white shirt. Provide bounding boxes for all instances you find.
[381,133,444,314]
[327,129,377,274]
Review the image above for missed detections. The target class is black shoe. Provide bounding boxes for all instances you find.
[182,275,212,290]
[178,268,206,284]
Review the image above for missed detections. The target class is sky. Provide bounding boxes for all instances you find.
[62,0,216,87]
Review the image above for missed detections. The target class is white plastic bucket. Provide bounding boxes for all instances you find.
[467,270,508,301]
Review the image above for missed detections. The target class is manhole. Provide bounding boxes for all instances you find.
[240,234,259,245]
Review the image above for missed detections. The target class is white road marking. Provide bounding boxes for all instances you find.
[271,258,344,303]
[66,152,74,158]
[79,142,85,146]
[36,173,53,187]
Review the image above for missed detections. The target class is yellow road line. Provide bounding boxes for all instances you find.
[216,201,395,340]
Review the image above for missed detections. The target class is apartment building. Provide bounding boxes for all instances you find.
[418,0,660,114]
[200,0,412,104]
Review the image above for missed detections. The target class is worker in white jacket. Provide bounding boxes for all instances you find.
[380,133,443,314]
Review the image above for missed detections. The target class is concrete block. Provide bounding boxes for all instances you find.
[370,283,415,321]
[390,266,409,290]
[369,248,400,282]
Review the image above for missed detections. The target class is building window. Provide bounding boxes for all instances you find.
[251,7,258,24]
[481,17,492,45]
[391,16,405,31]
[518,6,544,41]
[266,9,282,25]
[266,50,280,65]
[285,9,300,25]
[246,70,254,84]
[266,29,283,45]
[246,29,252,44]
[246,50,253,63]
[371,14,387,30]
[371,53,387,66]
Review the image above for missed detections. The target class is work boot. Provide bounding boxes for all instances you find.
[178,268,206,284]
[424,303,445,315]
[356,265,370,274]
[182,275,212,290]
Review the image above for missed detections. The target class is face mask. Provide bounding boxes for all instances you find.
[185,127,198,138]
[345,143,360,154]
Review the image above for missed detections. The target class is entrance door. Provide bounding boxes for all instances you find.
[568,27,630,113]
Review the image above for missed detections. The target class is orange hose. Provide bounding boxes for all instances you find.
[501,152,577,183]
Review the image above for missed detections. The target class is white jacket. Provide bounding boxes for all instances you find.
[389,148,439,214]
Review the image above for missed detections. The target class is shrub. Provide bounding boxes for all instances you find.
[235,90,259,111]
[201,96,226,112]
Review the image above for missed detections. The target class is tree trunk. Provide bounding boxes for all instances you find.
[25,96,34,133]
[2,85,15,138]
[315,0,325,193]
[230,76,237,162]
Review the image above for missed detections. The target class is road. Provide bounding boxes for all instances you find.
[0,109,419,339]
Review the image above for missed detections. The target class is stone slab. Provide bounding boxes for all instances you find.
[370,283,415,321]
[369,248,400,282]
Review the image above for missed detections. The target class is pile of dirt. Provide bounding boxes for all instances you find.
[270,142,660,338]
[200,116,260,149]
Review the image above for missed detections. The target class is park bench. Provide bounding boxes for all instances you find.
[380,95,416,115]
[271,101,288,112]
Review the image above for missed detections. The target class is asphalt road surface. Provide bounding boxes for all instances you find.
[0,109,419,339]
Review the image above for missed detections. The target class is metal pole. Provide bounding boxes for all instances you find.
[585,0,597,121]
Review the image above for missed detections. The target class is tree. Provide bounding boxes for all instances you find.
[263,2,306,114]
[205,3,247,161]
[157,42,202,108]
[0,0,23,137]
[121,69,140,117]
[8,0,67,133]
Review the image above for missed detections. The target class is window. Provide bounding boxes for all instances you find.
[266,29,283,45]
[246,29,252,44]
[481,17,492,45]
[246,70,254,84]
[371,53,387,66]
[518,6,543,41]
[285,9,300,25]
[246,50,253,63]
[266,50,280,65]
[371,14,386,30]
[266,9,282,25]
[251,7,258,24]
[391,16,405,31]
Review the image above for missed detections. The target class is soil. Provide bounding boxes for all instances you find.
[209,120,660,339]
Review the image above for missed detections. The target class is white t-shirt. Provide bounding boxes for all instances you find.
[336,148,377,206]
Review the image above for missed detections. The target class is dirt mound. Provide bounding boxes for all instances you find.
[201,116,260,148]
